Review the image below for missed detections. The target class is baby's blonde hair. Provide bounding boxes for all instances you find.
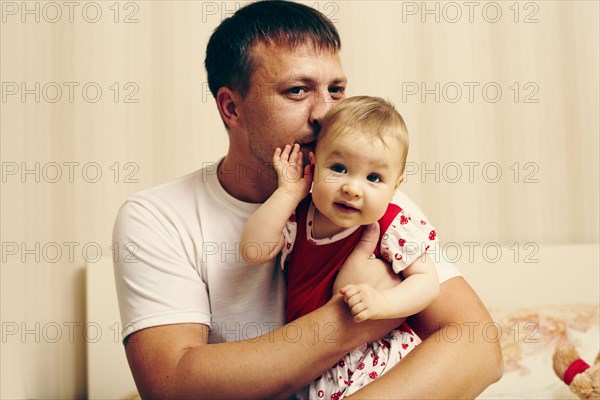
[319,96,409,180]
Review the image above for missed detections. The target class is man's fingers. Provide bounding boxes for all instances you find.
[347,223,380,263]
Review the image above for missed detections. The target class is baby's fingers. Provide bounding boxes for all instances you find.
[303,164,313,181]
[340,284,360,298]
[273,147,282,163]
[280,144,293,161]
[342,290,364,309]
[352,309,371,323]
[288,143,302,166]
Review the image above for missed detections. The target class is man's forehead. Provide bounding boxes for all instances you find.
[251,40,338,62]
[250,41,344,80]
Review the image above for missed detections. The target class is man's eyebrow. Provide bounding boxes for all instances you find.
[285,76,347,85]
[330,77,347,85]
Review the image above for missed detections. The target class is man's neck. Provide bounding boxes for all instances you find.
[217,156,278,203]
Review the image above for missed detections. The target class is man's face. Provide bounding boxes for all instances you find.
[236,42,347,168]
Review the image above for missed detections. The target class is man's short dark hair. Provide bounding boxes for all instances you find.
[204,0,341,99]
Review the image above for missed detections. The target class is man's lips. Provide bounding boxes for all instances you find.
[334,202,359,214]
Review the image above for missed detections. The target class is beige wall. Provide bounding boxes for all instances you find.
[1,1,598,398]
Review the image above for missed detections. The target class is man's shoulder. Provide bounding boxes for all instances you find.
[126,165,216,207]
[113,165,218,238]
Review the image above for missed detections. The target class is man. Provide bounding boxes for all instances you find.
[113,1,503,398]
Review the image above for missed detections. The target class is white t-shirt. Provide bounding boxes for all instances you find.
[113,163,461,342]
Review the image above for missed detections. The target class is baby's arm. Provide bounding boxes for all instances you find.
[240,144,312,264]
[338,255,440,322]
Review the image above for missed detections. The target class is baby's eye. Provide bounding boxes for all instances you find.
[330,164,347,174]
[366,173,382,183]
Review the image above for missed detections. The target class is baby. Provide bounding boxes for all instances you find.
[241,96,440,399]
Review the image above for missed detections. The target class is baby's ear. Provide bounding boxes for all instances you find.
[395,175,404,189]
[309,151,316,165]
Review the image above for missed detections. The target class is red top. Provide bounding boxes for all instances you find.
[284,196,403,322]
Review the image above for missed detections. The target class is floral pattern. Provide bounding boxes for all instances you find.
[480,303,599,399]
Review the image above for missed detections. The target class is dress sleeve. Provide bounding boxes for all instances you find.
[379,208,437,274]
[279,212,298,271]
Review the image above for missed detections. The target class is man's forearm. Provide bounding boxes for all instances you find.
[126,296,399,399]
[179,300,356,399]
[346,277,504,399]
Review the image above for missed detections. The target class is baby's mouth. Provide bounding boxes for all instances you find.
[334,202,359,213]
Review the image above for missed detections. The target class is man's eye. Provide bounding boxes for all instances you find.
[329,86,345,98]
[367,173,382,183]
[330,164,347,174]
[287,87,308,96]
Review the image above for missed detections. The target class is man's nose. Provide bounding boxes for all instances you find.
[309,88,336,129]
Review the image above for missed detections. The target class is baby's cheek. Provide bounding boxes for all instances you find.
[311,183,329,209]
[366,201,389,224]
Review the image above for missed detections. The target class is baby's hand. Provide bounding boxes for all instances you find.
[340,284,389,323]
[273,144,313,201]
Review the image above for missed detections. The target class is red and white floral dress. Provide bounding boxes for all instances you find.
[281,194,437,399]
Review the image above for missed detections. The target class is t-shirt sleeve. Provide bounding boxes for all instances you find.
[380,209,437,274]
[113,200,211,341]
[279,212,298,271]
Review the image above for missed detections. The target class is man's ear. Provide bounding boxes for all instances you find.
[216,87,241,129]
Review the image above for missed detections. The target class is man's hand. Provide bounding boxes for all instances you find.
[346,277,504,399]
[333,222,408,342]
[333,223,403,305]
[273,143,312,202]
[346,222,380,262]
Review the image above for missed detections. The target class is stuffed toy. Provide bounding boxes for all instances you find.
[553,343,600,400]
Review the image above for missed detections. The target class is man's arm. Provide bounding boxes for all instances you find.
[346,276,504,399]
[124,223,404,399]
[125,299,353,399]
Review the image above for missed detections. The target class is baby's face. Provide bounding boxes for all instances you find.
[310,132,404,229]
